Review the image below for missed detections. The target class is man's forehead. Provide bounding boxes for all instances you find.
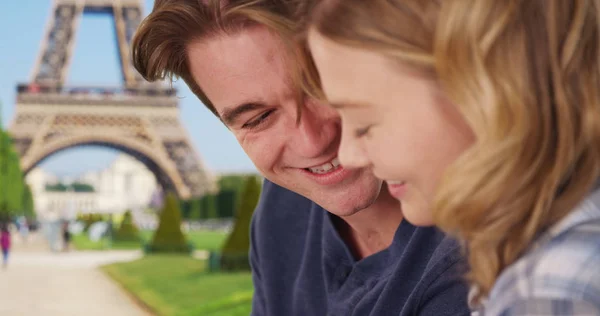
[188,26,283,77]
[188,26,292,112]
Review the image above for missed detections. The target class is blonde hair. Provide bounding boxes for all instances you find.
[132,0,304,116]
[310,0,600,303]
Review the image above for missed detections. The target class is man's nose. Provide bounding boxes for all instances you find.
[338,127,370,169]
[287,100,337,158]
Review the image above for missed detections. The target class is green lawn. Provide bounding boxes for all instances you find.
[73,230,229,251]
[102,255,253,316]
[72,233,144,250]
[140,230,229,251]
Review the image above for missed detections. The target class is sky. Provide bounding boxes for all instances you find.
[0,0,256,177]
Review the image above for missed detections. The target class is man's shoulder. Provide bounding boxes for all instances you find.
[410,227,465,276]
[249,181,331,316]
[253,179,317,225]
[384,227,469,315]
[251,179,325,250]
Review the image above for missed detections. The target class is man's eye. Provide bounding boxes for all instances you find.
[242,109,275,129]
[354,125,372,138]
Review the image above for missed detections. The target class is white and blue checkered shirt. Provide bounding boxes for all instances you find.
[474,188,600,315]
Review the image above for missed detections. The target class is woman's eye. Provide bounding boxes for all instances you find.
[354,125,372,138]
[242,109,275,129]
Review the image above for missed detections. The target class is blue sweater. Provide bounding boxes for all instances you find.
[250,180,471,316]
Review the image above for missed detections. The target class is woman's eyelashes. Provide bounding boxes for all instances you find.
[354,125,373,138]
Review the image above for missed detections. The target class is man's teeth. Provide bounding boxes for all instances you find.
[387,180,404,185]
[332,157,341,167]
[308,158,341,174]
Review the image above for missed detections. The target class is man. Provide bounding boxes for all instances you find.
[132,0,470,315]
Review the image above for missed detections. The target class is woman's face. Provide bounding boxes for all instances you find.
[308,30,475,226]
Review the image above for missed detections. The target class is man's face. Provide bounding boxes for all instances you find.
[187,26,382,215]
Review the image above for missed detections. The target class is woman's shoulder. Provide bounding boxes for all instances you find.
[486,218,600,315]
[530,217,600,290]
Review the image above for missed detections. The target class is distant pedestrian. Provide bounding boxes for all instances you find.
[62,220,71,252]
[1,223,11,269]
[18,216,29,243]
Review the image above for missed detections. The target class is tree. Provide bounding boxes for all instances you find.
[188,198,202,220]
[71,182,94,192]
[179,199,190,219]
[217,174,249,213]
[202,194,218,219]
[218,174,248,192]
[22,184,35,219]
[220,175,262,271]
[45,182,94,192]
[0,129,25,217]
[45,183,68,192]
[216,190,236,218]
[148,192,190,253]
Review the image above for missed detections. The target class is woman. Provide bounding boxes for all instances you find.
[1,223,11,268]
[305,0,600,314]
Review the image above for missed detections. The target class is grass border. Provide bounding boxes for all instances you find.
[101,264,159,316]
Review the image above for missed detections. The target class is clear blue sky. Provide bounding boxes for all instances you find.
[0,0,255,176]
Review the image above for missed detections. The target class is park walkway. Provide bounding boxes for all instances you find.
[0,233,153,316]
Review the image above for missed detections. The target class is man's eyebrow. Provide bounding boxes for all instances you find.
[329,101,368,109]
[221,102,267,126]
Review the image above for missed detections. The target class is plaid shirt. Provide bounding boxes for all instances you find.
[474,188,600,316]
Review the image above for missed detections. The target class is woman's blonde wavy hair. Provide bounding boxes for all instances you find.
[309,0,600,304]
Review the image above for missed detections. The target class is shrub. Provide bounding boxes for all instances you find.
[77,213,105,231]
[147,192,191,253]
[113,210,140,242]
[220,175,261,271]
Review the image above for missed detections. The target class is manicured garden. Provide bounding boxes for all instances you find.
[90,175,261,315]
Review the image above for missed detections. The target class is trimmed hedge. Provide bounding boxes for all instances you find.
[113,210,140,242]
[147,192,191,253]
[220,176,261,271]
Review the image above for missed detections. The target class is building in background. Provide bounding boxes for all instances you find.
[26,154,159,220]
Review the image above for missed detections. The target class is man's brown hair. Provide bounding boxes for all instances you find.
[132,0,306,117]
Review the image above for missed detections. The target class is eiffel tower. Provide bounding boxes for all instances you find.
[9,0,215,199]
